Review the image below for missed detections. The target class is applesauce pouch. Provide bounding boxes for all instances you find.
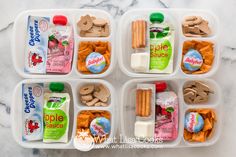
[149,12,175,73]
[25,16,49,74]
[43,92,70,143]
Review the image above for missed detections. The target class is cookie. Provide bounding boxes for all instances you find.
[183,81,213,104]
[79,85,95,95]
[93,84,110,102]
[77,15,93,31]
[92,18,107,26]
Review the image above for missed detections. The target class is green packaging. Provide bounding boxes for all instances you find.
[149,12,175,73]
[43,92,70,143]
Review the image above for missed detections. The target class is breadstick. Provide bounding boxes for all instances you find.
[145,89,151,116]
[142,21,147,47]
[132,21,135,49]
[136,89,141,116]
[141,90,146,116]
[138,20,142,48]
[132,21,137,49]
[138,90,142,115]
[135,21,139,49]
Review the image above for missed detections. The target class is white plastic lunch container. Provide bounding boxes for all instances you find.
[120,78,222,148]
[118,9,220,78]
[11,79,117,149]
[12,9,115,79]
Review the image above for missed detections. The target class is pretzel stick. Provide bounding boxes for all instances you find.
[145,89,151,116]
[136,89,141,116]
[132,21,136,49]
[142,21,147,47]
[138,20,142,48]
[141,90,146,117]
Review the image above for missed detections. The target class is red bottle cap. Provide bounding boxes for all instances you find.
[155,81,167,92]
[53,15,68,25]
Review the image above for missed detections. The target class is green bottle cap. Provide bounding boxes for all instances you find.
[49,82,64,92]
[150,12,164,23]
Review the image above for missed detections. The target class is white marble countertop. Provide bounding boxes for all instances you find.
[0,0,236,156]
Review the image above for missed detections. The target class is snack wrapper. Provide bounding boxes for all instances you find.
[46,25,74,73]
[25,16,49,74]
[155,91,178,141]
[22,83,44,141]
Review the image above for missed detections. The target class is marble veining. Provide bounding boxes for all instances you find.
[0,0,236,156]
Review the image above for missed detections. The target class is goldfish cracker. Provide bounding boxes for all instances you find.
[191,131,206,142]
[77,114,90,128]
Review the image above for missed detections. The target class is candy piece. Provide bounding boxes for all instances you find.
[131,53,149,72]
[155,81,167,92]
[183,49,203,71]
[53,15,68,25]
[22,83,44,141]
[185,112,204,133]
[134,121,155,138]
[90,117,111,137]
[85,52,106,74]
[25,16,49,74]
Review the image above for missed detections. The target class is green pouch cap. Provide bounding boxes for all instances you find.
[49,82,65,92]
[150,12,164,23]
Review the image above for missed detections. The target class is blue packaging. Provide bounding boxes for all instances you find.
[25,16,50,74]
[22,83,44,141]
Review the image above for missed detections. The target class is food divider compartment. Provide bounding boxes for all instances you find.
[120,78,222,148]
[11,79,116,149]
[183,107,221,147]
[118,9,219,78]
[183,80,220,106]
[12,9,115,79]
